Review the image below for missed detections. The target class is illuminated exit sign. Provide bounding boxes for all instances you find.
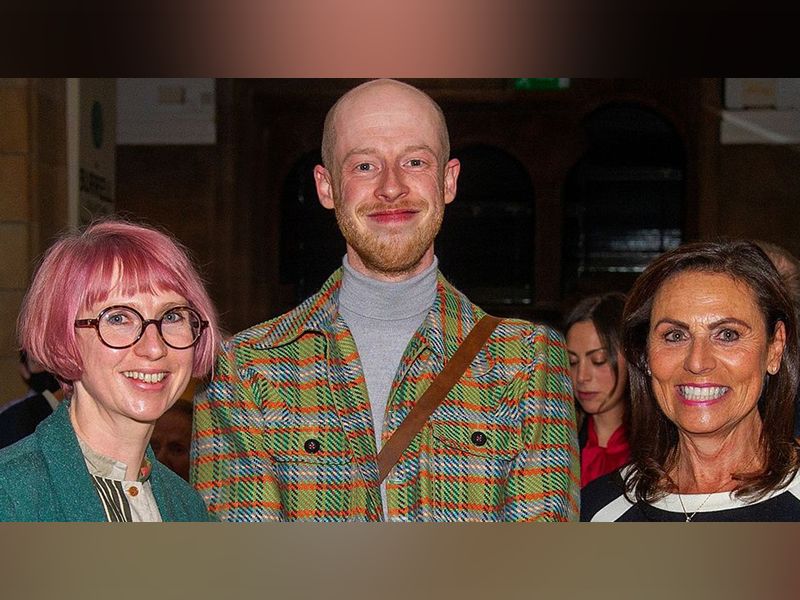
[513,78,570,90]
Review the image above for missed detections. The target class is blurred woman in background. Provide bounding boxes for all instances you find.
[565,292,630,487]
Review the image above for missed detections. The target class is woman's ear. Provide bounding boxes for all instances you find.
[767,320,786,375]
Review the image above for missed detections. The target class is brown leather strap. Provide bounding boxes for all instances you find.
[376,314,503,483]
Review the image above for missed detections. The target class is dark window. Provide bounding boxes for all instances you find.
[279,150,344,302]
[437,144,535,308]
[562,103,685,299]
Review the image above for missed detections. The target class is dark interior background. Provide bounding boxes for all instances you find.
[115,78,800,335]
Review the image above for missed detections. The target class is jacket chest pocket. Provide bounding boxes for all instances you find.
[251,369,353,463]
[255,376,358,521]
[264,422,359,520]
[426,407,522,520]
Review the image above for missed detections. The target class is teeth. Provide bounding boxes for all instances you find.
[123,371,166,384]
[679,385,728,401]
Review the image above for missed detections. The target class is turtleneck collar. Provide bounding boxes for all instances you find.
[339,255,438,321]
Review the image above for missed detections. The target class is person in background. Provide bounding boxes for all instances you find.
[0,218,220,521]
[582,240,800,521]
[192,78,579,522]
[565,292,630,488]
[151,398,193,482]
[0,351,62,448]
[754,240,800,441]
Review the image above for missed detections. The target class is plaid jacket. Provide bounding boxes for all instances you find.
[192,270,579,521]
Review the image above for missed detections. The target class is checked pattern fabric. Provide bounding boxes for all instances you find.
[191,270,580,521]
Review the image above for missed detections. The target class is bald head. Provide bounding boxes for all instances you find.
[321,79,450,173]
[312,77,461,280]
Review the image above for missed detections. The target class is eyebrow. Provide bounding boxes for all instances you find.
[93,300,186,315]
[343,147,379,160]
[342,144,438,162]
[652,317,753,330]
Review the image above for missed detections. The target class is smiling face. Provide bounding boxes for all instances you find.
[73,288,195,431]
[567,320,627,417]
[647,271,786,439]
[314,80,460,280]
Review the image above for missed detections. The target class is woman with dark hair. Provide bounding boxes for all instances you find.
[582,240,800,521]
[565,293,630,487]
[0,218,221,521]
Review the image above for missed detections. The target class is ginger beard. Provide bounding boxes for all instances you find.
[331,181,446,276]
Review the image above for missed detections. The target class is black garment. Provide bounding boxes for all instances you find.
[581,467,800,522]
[0,393,54,449]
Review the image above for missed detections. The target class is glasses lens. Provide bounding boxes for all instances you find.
[160,307,203,349]
[97,307,142,348]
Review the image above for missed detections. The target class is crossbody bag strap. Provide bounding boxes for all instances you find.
[376,314,503,483]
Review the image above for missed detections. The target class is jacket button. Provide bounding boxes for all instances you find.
[304,438,321,453]
[471,431,487,446]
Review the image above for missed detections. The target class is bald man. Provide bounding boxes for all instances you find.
[192,79,579,522]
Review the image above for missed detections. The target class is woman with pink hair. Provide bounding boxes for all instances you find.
[0,218,220,521]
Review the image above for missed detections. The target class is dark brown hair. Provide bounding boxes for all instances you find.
[622,240,800,503]
[565,292,628,399]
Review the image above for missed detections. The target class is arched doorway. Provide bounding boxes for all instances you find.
[438,144,535,311]
[279,150,344,303]
[562,102,686,303]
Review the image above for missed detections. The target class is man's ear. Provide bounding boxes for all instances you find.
[443,158,460,205]
[314,165,335,210]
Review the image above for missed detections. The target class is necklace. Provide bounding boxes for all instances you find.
[675,454,758,522]
[676,485,722,522]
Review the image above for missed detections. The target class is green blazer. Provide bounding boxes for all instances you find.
[0,400,212,522]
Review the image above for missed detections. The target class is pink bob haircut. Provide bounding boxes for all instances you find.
[17,218,221,391]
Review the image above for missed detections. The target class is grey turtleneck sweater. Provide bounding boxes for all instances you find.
[338,255,438,518]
